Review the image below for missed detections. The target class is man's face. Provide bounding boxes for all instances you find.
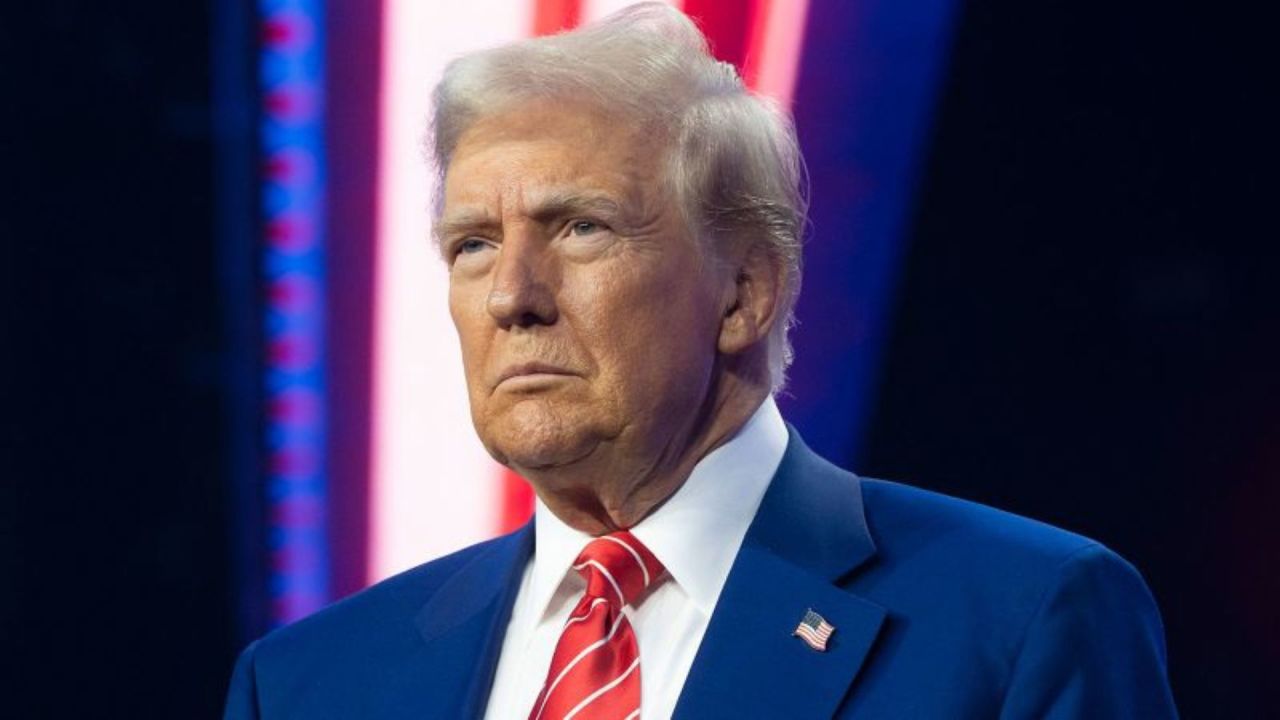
[441,102,725,475]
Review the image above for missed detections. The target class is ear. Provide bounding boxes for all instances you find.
[718,242,783,356]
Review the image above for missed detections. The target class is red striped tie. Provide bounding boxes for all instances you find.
[527,531,666,720]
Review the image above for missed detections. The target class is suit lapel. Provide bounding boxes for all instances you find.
[672,428,886,719]
[410,522,533,719]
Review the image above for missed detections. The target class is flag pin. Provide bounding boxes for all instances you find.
[793,609,836,652]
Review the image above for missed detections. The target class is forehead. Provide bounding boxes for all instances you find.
[442,101,661,216]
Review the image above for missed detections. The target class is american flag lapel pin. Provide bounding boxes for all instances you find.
[793,609,836,652]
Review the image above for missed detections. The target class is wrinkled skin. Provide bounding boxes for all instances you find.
[441,100,781,534]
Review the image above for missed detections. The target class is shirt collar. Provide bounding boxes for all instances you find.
[529,397,789,618]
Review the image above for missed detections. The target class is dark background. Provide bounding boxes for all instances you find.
[862,1,1277,715]
[2,0,1273,716]
[2,0,236,715]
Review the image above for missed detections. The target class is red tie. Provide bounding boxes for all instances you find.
[527,531,666,720]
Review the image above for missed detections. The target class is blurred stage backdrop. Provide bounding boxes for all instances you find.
[3,0,1275,716]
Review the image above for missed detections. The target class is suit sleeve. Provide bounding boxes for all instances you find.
[997,544,1178,719]
[223,640,262,720]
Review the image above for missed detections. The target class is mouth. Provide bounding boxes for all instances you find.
[494,362,578,389]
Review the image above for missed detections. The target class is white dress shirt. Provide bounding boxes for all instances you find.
[482,397,790,720]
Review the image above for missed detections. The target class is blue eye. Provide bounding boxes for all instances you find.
[457,238,490,255]
[570,221,601,236]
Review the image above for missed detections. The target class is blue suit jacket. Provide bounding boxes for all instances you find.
[225,429,1177,718]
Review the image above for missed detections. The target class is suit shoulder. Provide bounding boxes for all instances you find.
[859,477,1100,569]
[838,480,1173,715]
[851,478,1165,681]
[250,535,506,658]
[854,476,1161,629]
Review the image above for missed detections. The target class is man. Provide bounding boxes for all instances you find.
[225,4,1177,718]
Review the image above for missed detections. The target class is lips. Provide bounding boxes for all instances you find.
[494,362,576,388]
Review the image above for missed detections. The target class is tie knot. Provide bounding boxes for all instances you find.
[573,531,665,607]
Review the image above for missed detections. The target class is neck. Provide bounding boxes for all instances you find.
[522,366,770,535]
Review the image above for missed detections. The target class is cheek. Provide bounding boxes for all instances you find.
[569,258,719,388]
[449,283,491,377]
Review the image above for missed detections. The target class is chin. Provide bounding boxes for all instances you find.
[480,397,600,471]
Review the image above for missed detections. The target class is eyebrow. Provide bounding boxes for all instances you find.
[434,209,500,245]
[525,190,625,227]
[435,189,629,243]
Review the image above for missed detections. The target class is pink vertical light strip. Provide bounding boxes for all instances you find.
[369,1,535,583]
[743,0,810,105]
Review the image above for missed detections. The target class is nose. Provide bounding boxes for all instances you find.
[486,233,559,328]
